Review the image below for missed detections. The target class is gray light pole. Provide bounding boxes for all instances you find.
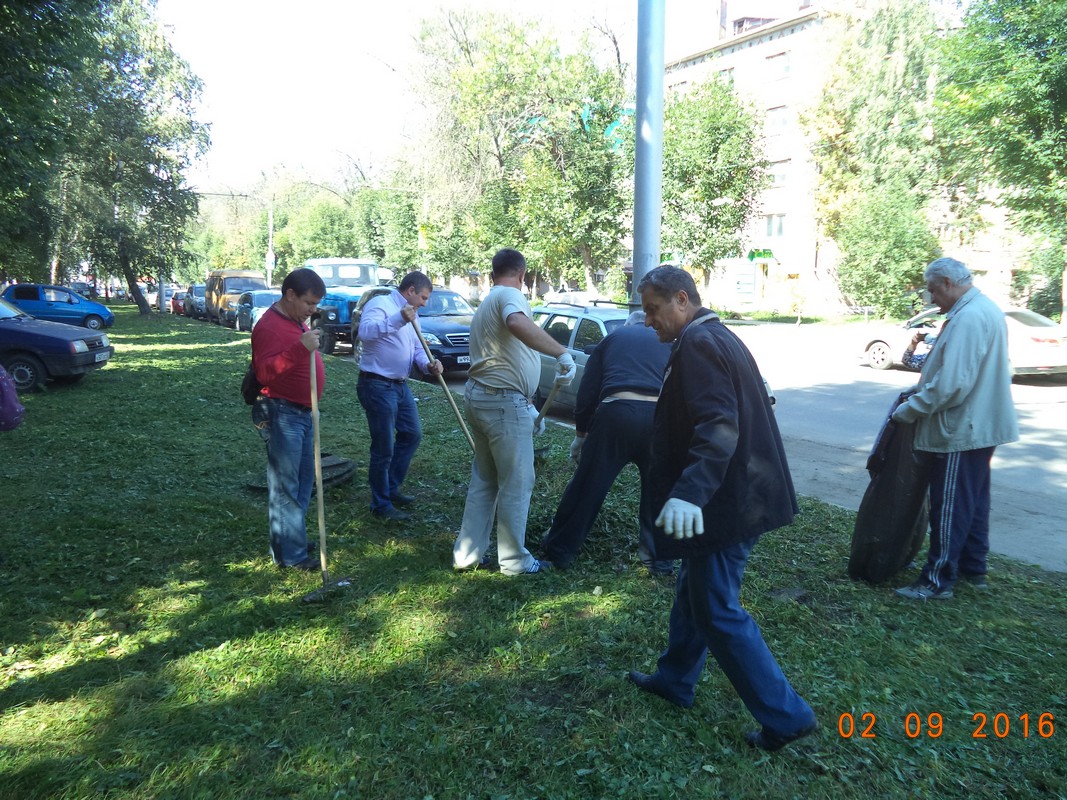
[631,0,665,308]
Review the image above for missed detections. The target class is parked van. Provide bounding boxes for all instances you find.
[205,270,268,325]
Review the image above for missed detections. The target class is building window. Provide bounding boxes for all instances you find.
[766,51,790,80]
[764,214,785,238]
[716,67,734,85]
[766,106,789,134]
[769,160,790,187]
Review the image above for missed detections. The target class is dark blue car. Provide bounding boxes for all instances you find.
[2,283,115,330]
[0,297,114,391]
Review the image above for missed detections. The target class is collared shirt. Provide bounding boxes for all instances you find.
[251,305,324,406]
[357,288,430,379]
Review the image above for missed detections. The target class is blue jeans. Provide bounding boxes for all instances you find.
[256,398,314,567]
[651,539,815,737]
[356,375,422,513]
[453,381,538,574]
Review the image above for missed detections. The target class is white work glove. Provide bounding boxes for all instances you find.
[554,352,576,387]
[656,498,705,540]
[569,436,584,461]
[529,404,545,436]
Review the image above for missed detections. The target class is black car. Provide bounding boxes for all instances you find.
[350,287,473,372]
[0,297,114,391]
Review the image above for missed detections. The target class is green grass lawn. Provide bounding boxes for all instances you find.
[1,305,1064,799]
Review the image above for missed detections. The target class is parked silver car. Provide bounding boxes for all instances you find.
[530,303,631,413]
[860,305,1067,375]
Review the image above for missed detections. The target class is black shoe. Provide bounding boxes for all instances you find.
[745,722,817,752]
[390,493,415,506]
[627,671,692,709]
[373,507,410,521]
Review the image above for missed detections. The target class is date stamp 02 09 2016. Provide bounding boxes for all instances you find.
[837,711,1057,740]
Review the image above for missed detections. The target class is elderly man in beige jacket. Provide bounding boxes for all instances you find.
[892,257,1019,600]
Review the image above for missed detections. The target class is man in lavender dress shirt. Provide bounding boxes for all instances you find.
[356,271,443,520]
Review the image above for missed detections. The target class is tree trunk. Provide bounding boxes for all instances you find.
[580,245,597,293]
[119,244,151,315]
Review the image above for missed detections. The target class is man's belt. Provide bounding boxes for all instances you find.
[359,370,406,383]
[605,391,658,402]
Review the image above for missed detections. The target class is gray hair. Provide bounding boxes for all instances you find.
[925,257,973,287]
[636,265,702,306]
[625,310,645,326]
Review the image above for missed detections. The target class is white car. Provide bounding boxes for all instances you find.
[860,306,1067,375]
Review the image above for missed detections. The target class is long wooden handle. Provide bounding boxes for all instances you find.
[534,381,562,428]
[412,318,476,452]
[309,350,328,584]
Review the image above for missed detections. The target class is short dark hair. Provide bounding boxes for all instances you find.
[636,265,701,306]
[281,267,326,299]
[399,271,433,294]
[491,248,526,279]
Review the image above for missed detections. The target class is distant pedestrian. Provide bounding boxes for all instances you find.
[541,311,674,575]
[626,265,816,752]
[452,248,576,575]
[356,271,444,521]
[892,257,1019,600]
[251,267,327,571]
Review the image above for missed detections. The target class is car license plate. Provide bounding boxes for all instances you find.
[457,355,471,364]
[94,351,109,362]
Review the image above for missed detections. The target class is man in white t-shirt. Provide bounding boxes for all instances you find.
[452,248,576,575]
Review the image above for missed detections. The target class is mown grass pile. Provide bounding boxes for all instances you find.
[1,305,1064,799]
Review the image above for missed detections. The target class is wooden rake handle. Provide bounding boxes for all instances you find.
[412,318,476,452]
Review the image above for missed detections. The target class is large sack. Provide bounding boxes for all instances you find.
[849,393,931,583]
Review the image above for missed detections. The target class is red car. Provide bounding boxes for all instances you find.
[170,291,187,314]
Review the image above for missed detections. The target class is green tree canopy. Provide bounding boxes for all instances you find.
[660,78,766,277]
[835,182,940,317]
[0,0,100,279]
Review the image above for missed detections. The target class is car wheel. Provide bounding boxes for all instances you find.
[312,319,336,355]
[235,315,244,332]
[84,314,104,330]
[3,354,47,392]
[866,341,894,370]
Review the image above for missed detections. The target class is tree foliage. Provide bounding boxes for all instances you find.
[0,0,207,308]
[938,0,1067,237]
[0,0,100,279]
[835,183,940,317]
[414,11,629,288]
[807,0,940,240]
[805,0,941,316]
[660,78,766,277]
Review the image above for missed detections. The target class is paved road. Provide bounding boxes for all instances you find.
[731,323,1067,573]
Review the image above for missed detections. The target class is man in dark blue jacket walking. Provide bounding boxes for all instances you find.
[626,266,816,752]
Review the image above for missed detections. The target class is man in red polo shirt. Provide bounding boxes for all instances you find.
[251,267,327,570]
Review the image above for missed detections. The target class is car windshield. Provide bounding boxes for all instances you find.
[419,292,475,316]
[225,278,267,292]
[192,286,205,297]
[1005,309,1058,328]
[0,297,31,320]
[604,318,626,335]
[255,293,280,307]
[309,263,376,287]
